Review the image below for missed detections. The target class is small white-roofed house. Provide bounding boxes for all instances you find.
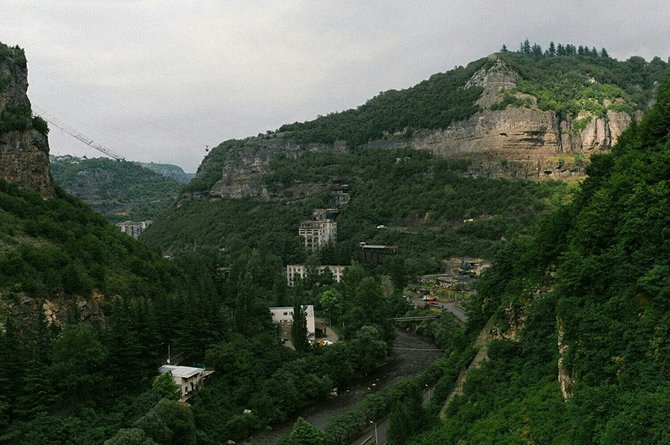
[158,365,214,402]
[270,305,316,343]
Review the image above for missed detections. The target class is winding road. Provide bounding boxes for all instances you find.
[246,330,442,445]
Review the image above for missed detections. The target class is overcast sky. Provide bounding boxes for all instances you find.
[1,1,669,172]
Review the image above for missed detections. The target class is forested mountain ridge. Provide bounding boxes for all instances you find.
[187,45,667,200]
[50,155,182,222]
[135,161,195,184]
[0,42,209,444]
[147,45,667,263]
[410,72,670,444]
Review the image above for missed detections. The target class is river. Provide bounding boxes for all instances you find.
[246,329,441,445]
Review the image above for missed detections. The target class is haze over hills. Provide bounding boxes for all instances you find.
[50,155,184,223]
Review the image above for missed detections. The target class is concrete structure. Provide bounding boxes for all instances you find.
[158,365,214,402]
[270,305,316,342]
[299,219,337,252]
[116,220,152,239]
[313,208,339,221]
[286,264,346,287]
[360,242,399,265]
[330,184,350,207]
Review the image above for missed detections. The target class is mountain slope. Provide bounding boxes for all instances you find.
[148,47,667,266]
[412,72,670,444]
[145,148,571,269]
[50,155,182,222]
[135,161,195,184]
[186,48,667,201]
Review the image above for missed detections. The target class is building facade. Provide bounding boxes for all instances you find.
[286,264,346,287]
[116,220,152,239]
[298,219,337,252]
[270,305,316,341]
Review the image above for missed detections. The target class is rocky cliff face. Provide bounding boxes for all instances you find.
[0,44,54,197]
[367,58,634,179]
[200,136,347,199]
[195,56,643,199]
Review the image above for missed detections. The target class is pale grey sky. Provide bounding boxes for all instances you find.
[1,1,669,171]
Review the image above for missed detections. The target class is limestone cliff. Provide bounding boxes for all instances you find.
[367,58,635,179]
[192,135,347,199]
[192,54,657,199]
[0,43,54,197]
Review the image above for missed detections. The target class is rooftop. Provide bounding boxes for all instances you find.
[158,364,205,379]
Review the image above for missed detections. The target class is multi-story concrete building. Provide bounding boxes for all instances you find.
[116,220,152,239]
[299,219,337,252]
[286,264,346,287]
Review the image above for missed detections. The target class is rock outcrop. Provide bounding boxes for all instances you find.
[195,56,644,199]
[368,58,635,179]
[202,137,347,199]
[0,43,54,197]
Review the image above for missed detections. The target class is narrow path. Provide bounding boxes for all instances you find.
[438,319,493,420]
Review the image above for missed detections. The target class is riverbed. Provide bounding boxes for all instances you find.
[246,329,441,444]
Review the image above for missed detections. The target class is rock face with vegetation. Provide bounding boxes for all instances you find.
[0,43,53,197]
[367,56,638,178]
[135,161,194,184]
[411,71,670,445]
[188,47,666,202]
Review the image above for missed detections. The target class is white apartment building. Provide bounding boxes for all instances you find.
[286,264,346,287]
[270,305,316,341]
[116,220,152,239]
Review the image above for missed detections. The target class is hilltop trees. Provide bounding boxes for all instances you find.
[506,40,612,59]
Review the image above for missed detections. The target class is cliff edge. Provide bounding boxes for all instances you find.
[0,43,54,197]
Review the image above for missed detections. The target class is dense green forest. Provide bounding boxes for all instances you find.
[50,156,182,222]
[0,178,427,444]
[405,72,670,444]
[146,148,571,273]
[5,40,670,445]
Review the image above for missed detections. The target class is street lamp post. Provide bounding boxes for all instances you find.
[369,420,379,444]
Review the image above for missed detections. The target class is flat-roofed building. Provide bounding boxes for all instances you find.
[158,365,214,402]
[270,305,316,342]
[286,264,346,287]
[360,242,399,265]
[116,220,152,239]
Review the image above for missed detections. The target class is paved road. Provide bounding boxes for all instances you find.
[349,387,433,445]
[412,298,468,323]
[246,330,441,445]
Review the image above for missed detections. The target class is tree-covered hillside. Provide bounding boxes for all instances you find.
[50,156,182,222]
[145,149,571,272]
[274,44,666,147]
[410,72,670,445]
[0,178,414,444]
[135,161,195,184]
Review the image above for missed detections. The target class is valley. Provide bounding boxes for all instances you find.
[1,35,670,445]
